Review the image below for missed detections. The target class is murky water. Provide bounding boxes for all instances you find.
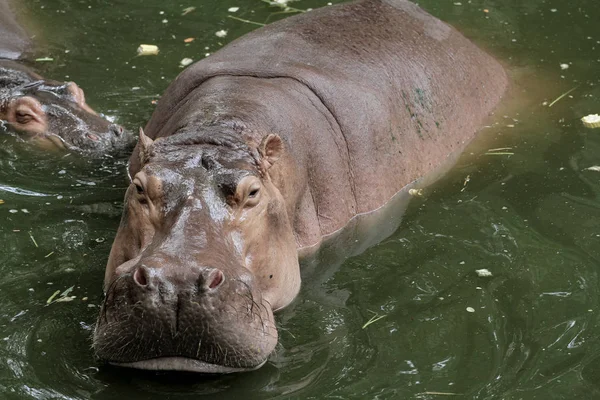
[1,0,600,398]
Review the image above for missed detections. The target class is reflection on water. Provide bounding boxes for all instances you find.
[1,0,600,398]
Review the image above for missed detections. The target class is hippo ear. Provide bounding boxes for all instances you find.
[259,134,283,170]
[138,128,154,165]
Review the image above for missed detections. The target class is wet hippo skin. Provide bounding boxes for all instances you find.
[95,0,508,373]
[0,0,133,154]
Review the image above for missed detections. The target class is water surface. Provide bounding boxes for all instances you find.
[1,0,600,398]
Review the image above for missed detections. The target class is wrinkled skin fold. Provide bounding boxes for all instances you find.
[95,0,508,373]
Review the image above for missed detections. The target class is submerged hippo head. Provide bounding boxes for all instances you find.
[94,128,300,373]
[0,66,133,154]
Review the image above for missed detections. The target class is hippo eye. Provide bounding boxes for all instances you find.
[244,183,262,208]
[134,183,148,205]
[15,111,33,124]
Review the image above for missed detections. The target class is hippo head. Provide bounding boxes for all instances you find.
[0,67,133,154]
[94,128,300,373]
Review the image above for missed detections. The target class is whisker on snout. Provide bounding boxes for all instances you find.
[99,273,132,324]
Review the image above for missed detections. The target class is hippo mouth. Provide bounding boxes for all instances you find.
[111,357,267,374]
[93,264,278,374]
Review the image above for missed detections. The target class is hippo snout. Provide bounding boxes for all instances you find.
[93,259,278,373]
[131,264,225,293]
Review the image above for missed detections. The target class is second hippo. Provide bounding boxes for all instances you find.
[0,0,133,155]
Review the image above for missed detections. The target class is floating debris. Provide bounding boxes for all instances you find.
[28,232,38,248]
[475,268,493,277]
[362,310,387,329]
[560,63,570,70]
[182,6,196,15]
[227,15,265,26]
[408,188,423,196]
[35,57,54,62]
[44,251,54,258]
[46,290,60,304]
[215,29,228,38]
[581,114,600,129]
[262,0,306,13]
[184,37,195,43]
[548,85,579,107]
[180,58,193,67]
[461,174,471,192]
[466,307,475,313]
[485,147,514,156]
[0,199,4,205]
[228,7,240,12]
[137,44,159,56]
[46,286,76,305]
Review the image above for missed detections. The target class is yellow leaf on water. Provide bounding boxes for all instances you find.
[46,290,60,304]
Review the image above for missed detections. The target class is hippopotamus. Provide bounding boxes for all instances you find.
[94,0,508,373]
[0,0,133,154]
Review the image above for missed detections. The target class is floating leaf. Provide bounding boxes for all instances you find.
[227,15,265,26]
[28,232,38,248]
[182,6,196,15]
[55,296,75,303]
[548,85,579,107]
[362,310,387,329]
[46,286,76,305]
[46,290,61,304]
[60,286,74,297]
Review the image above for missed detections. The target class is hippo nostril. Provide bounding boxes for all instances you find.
[109,124,124,137]
[87,133,99,141]
[133,266,149,287]
[206,269,224,290]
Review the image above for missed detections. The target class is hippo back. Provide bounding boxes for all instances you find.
[0,1,28,60]
[145,0,508,239]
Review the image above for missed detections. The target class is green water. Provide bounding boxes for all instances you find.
[1,0,600,398]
